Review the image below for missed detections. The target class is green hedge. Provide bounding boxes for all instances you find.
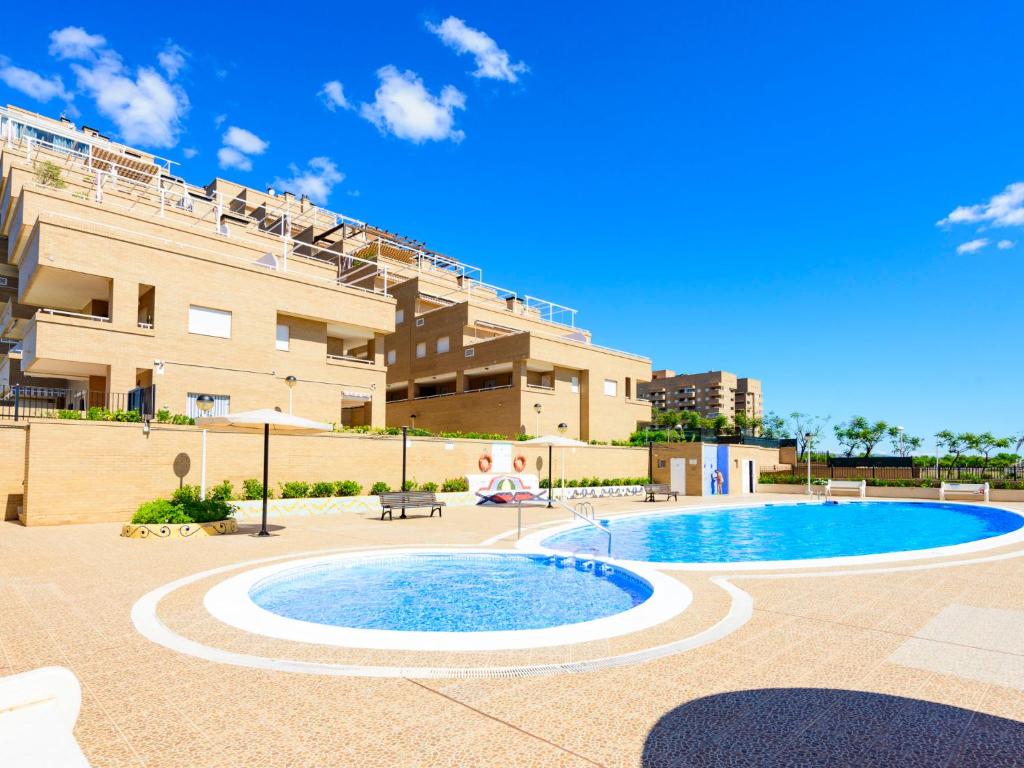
[539,476,649,489]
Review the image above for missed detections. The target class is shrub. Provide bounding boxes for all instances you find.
[310,481,335,498]
[131,499,190,525]
[242,478,273,500]
[280,481,311,499]
[441,477,469,492]
[171,484,202,506]
[206,480,234,501]
[35,160,66,189]
[154,408,195,425]
[182,498,233,523]
[370,481,390,495]
[401,480,418,491]
[333,480,362,497]
[419,481,438,493]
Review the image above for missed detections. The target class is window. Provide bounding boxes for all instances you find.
[395,309,404,324]
[603,378,618,397]
[415,342,426,358]
[186,393,230,418]
[188,305,231,338]
[386,349,396,365]
[570,375,579,394]
[436,336,449,354]
[275,323,289,351]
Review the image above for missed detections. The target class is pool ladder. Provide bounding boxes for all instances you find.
[550,498,612,557]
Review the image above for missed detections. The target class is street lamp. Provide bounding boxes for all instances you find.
[895,425,904,458]
[410,413,417,431]
[804,432,813,496]
[558,422,568,494]
[285,375,297,414]
[195,394,215,498]
[674,423,683,443]
[533,402,542,436]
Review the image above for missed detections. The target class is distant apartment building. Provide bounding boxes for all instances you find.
[0,105,651,438]
[639,369,763,421]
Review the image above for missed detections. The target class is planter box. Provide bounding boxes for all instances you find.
[120,519,238,539]
[548,485,645,501]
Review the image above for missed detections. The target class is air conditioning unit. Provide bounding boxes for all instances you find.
[415,317,425,327]
[464,348,475,358]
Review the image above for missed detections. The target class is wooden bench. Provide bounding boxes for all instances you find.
[826,479,866,498]
[644,483,679,502]
[378,491,445,520]
[940,482,989,502]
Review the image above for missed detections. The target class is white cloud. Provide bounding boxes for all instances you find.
[222,126,268,155]
[956,238,989,255]
[270,157,344,205]
[182,147,199,159]
[213,114,226,127]
[360,66,465,143]
[217,146,252,172]
[319,80,350,111]
[71,50,189,148]
[997,239,1015,250]
[48,27,106,60]
[427,16,527,82]
[0,62,71,102]
[157,43,187,79]
[938,182,1024,228]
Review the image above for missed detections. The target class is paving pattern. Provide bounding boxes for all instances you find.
[2,494,1024,767]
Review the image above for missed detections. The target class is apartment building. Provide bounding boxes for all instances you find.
[0,104,652,438]
[0,105,396,424]
[381,265,652,441]
[639,369,763,420]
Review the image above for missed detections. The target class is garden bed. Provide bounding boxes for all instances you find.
[120,520,238,539]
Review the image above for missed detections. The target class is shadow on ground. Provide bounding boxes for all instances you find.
[642,688,1024,767]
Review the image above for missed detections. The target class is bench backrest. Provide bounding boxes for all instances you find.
[379,491,439,504]
[644,484,670,492]
[828,480,865,488]
[942,482,988,491]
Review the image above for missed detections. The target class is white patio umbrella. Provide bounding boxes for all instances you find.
[521,434,587,507]
[196,408,332,536]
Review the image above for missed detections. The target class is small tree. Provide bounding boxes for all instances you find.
[967,432,1011,469]
[886,426,923,458]
[834,416,888,457]
[788,412,829,462]
[936,430,970,468]
[761,412,787,439]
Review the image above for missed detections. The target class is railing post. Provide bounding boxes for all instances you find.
[13,384,19,422]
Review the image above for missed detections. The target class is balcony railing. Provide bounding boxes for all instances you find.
[0,384,156,420]
[39,308,111,323]
[327,353,374,365]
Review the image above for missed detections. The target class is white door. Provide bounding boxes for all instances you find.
[740,459,756,494]
[670,458,686,495]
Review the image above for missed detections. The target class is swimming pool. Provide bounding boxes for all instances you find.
[536,501,1024,568]
[203,549,691,650]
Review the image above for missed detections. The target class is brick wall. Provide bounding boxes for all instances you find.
[0,424,27,521]
[20,419,649,525]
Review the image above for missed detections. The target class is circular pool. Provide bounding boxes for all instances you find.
[203,549,691,650]
[534,501,1024,569]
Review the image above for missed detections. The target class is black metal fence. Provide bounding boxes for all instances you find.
[762,463,1024,482]
[0,384,156,420]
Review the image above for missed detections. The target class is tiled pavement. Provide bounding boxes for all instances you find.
[2,494,1023,767]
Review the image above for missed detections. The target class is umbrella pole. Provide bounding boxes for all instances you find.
[259,423,270,536]
[547,444,553,508]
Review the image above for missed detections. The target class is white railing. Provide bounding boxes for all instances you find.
[326,353,373,365]
[137,321,153,329]
[39,308,110,323]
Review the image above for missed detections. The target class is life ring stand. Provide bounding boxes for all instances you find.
[513,455,527,473]
[478,454,492,473]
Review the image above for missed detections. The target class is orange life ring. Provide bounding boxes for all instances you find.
[478,454,492,472]
[513,455,527,473]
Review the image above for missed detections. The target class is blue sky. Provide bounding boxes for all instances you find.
[1,2,1022,451]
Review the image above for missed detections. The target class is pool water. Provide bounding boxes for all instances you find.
[542,502,1024,563]
[249,553,652,632]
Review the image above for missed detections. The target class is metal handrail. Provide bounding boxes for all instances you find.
[551,497,612,556]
